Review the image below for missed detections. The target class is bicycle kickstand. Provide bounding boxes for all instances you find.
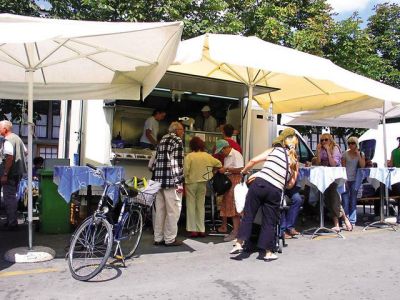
[113,241,126,267]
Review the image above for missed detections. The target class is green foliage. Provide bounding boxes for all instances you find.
[0,0,40,15]
[367,3,400,88]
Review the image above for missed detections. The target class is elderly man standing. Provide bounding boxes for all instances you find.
[0,120,27,230]
[152,121,185,246]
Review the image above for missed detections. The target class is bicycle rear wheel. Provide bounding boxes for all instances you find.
[118,207,143,258]
[68,216,113,281]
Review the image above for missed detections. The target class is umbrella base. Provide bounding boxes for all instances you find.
[4,246,55,263]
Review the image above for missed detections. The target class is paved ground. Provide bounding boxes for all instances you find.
[1,210,400,299]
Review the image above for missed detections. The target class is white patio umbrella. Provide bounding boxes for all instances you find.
[282,99,400,165]
[168,33,400,162]
[0,14,183,251]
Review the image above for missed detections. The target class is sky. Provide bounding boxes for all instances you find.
[328,0,400,22]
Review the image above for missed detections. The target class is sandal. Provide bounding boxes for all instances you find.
[344,218,353,231]
[331,227,341,233]
[264,252,278,261]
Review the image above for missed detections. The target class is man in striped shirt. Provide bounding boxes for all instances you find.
[151,121,185,246]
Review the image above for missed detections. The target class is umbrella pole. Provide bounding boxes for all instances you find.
[244,85,253,163]
[27,69,34,250]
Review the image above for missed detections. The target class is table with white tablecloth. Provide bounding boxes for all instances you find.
[354,168,400,231]
[298,166,347,239]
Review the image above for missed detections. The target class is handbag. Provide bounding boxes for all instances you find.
[234,181,248,213]
[212,172,232,196]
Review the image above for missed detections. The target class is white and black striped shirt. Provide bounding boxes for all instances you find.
[255,147,291,190]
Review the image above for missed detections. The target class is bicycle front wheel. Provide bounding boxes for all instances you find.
[118,207,143,259]
[68,216,113,281]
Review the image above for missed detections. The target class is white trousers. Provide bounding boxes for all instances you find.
[153,188,182,244]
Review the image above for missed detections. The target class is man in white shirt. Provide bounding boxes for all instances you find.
[140,109,166,149]
[200,105,217,132]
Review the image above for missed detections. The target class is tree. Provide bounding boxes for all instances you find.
[367,3,400,88]
[322,14,390,81]
[0,0,40,15]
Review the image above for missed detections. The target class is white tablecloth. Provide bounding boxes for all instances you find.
[299,166,347,193]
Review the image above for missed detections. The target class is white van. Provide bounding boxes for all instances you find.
[358,123,400,167]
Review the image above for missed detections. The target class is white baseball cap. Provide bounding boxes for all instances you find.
[201,105,211,112]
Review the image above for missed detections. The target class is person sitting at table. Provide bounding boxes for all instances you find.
[281,186,304,239]
[184,136,222,238]
[341,137,365,227]
[315,133,352,232]
[387,136,400,223]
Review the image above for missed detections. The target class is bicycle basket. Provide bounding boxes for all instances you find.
[131,180,161,207]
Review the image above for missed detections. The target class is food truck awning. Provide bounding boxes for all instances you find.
[158,71,279,99]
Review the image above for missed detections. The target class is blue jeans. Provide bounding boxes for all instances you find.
[341,181,357,225]
[281,191,303,232]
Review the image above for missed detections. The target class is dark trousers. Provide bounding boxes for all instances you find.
[237,177,281,251]
[3,176,20,227]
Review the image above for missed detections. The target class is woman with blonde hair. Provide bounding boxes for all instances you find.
[342,136,365,227]
[230,128,299,261]
[315,133,352,232]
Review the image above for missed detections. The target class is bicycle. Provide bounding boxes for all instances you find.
[67,165,159,281]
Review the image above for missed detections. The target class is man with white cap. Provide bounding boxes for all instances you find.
[200,105,217,132]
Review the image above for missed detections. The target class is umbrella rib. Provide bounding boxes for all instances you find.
[71,39,157,66]
[35,42,47,85]
[0,46,27,68]
[33,39,69,69]
[38,49,108,69]
[49,40,116,73]
[304,77,329,95]
[203,55,247,84]
[253,71,272,86]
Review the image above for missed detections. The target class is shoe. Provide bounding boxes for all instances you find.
[188,231,198,238]
[288,228,300,236]
[223,233,237,242]
[153,240,165,246]
[217,227,227,234]
[198,232,206,238]
[230,243,243,254]
[165,239,183,247]
[264,252,278,261]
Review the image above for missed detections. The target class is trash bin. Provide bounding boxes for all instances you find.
[38,169,71,233]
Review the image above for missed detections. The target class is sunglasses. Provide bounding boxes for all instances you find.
[320,138,329,142]
[348,142,356,145]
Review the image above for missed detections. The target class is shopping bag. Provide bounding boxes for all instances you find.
[234,182,248,213]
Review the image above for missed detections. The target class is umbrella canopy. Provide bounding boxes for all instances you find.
[0,13,183,249]
[169,33,400,113]
[0,14,183,100]
[282,99,400,129]
[168,33,400,162]
[282,100,400,168]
